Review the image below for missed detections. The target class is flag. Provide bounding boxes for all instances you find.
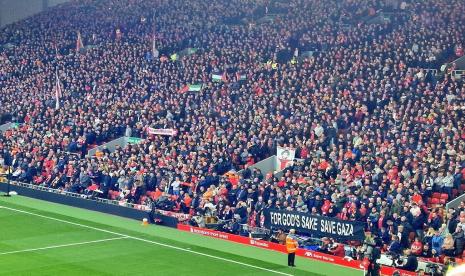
[36,76,43,89]
[188,84,202,92]
[53,43,62,59]
[76,31,84,53]
[115,28,122,40]
[212,74,222,82]
[221,72,229,82]
[212,72,228,82]
[54,70,63,110]
[178,85,189,94]
[235,72,247,82]
[152,35,158,58]
[178,84,202,93]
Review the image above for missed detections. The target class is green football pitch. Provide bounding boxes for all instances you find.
[0,196,362,276]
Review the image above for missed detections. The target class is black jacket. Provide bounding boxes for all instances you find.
[398,254,418,272]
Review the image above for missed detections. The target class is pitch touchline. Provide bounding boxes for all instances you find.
[0,237,128,256]
[0,205,293,276]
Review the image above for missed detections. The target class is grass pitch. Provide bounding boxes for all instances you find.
[0,196,361,276]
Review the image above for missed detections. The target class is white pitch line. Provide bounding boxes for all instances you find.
[0,237,128,256]
[0,205,293,276]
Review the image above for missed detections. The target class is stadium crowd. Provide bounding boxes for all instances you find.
[1,0,465,266]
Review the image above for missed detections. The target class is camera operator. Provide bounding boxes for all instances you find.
[364,232,381,276]
[189,211,206,228]
[365,244,381,276]
[396,249,418,272]
[271,229,287,245]
[329,242,345,257]
[316,237,331,254]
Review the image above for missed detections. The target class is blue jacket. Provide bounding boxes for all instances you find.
[431,235,444,255]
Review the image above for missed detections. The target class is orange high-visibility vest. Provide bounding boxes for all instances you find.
[286,236,298,253]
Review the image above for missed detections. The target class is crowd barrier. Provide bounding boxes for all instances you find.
[0,181,151,221]
[177,224,416,276]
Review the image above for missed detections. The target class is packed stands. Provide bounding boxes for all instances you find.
[1,0,465,269]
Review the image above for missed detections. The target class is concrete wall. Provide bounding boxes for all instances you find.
[87,137,145,157]
[0,0,69,28]
[452,55,465,70]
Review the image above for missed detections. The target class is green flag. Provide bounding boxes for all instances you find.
[127,137,143,144]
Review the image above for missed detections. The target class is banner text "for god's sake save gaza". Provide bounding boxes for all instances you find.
[263,209,365,241]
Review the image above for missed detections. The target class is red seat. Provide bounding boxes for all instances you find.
[431,198,440,204]
[427,198,432,204]
[439,199,446,205]
[460,184,465,192]
[433,192,441,199]
[440,193,449,200]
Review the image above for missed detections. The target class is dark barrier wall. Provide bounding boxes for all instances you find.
[0,182,178,228]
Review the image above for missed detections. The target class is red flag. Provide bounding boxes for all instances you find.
[221,72,229,83]
[115,28,122,41]
[54,70,63,110]
[53,42,62,59]
[76,31,84,52]
[178,85,189,94]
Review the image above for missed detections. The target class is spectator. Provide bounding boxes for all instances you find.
[452,226,465,257]
[442,233,455,257]
[388,235,402,255]
[0,0,464,267]
[421,243,433,258]
[431,231,444,256]
[410,237,423,256]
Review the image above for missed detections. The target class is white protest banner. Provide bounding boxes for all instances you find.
[146,127,177,136]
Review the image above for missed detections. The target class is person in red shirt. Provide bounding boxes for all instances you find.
[411,237,423,256]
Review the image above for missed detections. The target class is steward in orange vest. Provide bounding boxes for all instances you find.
[286,229,298,266]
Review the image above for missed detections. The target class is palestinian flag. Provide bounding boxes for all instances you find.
[178,84,202,93]
[212,74,222,82]
[212,72,228,82]
[236,72,247,81]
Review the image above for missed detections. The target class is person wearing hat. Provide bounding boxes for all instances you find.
[286,229,298,267]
